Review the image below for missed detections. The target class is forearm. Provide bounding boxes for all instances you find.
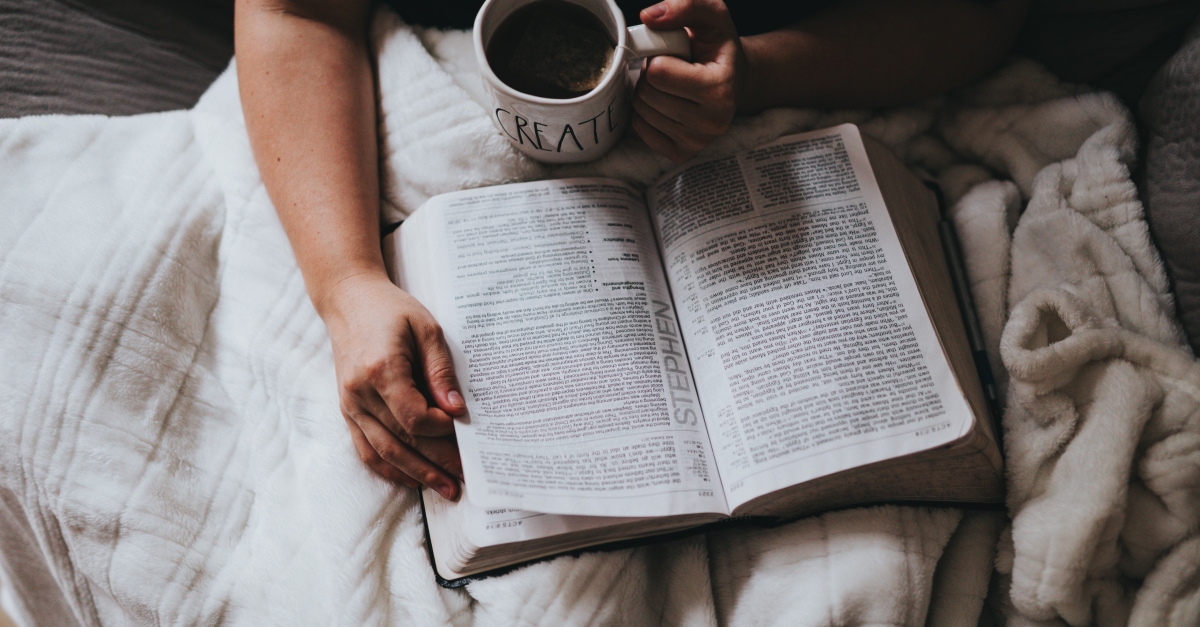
[738,0,1029,112]
[236,1,465,493]
[235,0,382,318]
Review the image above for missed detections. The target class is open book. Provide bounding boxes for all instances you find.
[385,124,1003,584]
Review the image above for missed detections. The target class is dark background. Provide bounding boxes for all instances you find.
[2,0,1197,118]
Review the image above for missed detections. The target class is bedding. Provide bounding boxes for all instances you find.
[1141,17,1200,356]
[0,0,232,118]
[1,8,1199,626]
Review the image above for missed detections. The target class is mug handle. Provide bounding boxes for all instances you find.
[625,25,691,61]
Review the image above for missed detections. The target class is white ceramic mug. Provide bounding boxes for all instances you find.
[473,0,691,163]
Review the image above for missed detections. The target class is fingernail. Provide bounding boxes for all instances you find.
[643,2,666,19]
[448,390,464,409]
[436,483,458,501]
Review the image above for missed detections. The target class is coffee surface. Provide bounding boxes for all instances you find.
[486,1,616,99]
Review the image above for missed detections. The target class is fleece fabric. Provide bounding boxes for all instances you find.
[1,8,1197,626]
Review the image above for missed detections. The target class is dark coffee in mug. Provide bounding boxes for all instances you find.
[485,0,617,99]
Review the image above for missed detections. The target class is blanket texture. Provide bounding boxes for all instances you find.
[1,9,1198,626]
[1141,17,1200,356]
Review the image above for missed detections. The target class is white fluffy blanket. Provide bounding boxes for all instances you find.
[2,10,1198,626]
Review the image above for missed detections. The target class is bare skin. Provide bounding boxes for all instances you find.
[632,0,1030,162]
[235,0,1028,497]
[237,0,464,500]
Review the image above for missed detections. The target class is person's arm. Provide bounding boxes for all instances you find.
[632,0,1030,162]
[235,0,464,500]
[738,0,1030,111]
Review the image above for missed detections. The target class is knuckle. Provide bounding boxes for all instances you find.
[339,376,368,400]
[376,441,405,463]
[363,356,390,383]
[406,413,433,432]
[415,319,445,346]
[645,61,670,86]
[392,414,418,438]
[659,0,688,16]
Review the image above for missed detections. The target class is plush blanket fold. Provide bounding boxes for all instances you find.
[1,9,1198,626]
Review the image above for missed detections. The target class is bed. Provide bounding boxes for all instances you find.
[2,2,1199,625]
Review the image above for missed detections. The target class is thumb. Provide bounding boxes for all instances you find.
[640,0,737,42]
[416,322,466,417]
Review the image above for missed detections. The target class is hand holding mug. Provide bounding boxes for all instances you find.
[474,0,691,163]
[633,0,747,163]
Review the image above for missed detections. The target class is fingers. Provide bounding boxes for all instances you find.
[337,326,464,498]
[412,320,466,418]
[343,336,455,439]
[374,368,455,438]
[354,390,464,481]
[326,277,468,498]
[631,0,742,163]
[643,54,736,106]
[413,435,464,483]
[632,98,711,161]
[632,112,693,164]
[346,416,419,489]
[343,386,465,497]
[632,62,736,163]
[351,412,462,501]
[635,80,727,137]
[639,0,738,42]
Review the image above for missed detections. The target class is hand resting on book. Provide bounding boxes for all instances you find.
[322,272,466,501]
[236,0,468,500]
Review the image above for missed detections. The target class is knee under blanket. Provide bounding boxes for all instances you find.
[1,9,1198,626]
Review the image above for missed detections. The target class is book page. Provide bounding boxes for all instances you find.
[647,125,975,511]
[464,505,634,545]
[399,179,726,518]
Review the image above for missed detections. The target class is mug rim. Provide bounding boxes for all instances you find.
[473,0,628,106]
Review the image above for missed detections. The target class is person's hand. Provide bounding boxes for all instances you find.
[633,0,747,163]
[321,271,465,500]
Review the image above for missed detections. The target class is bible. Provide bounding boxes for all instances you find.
[384,124,1004,585]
